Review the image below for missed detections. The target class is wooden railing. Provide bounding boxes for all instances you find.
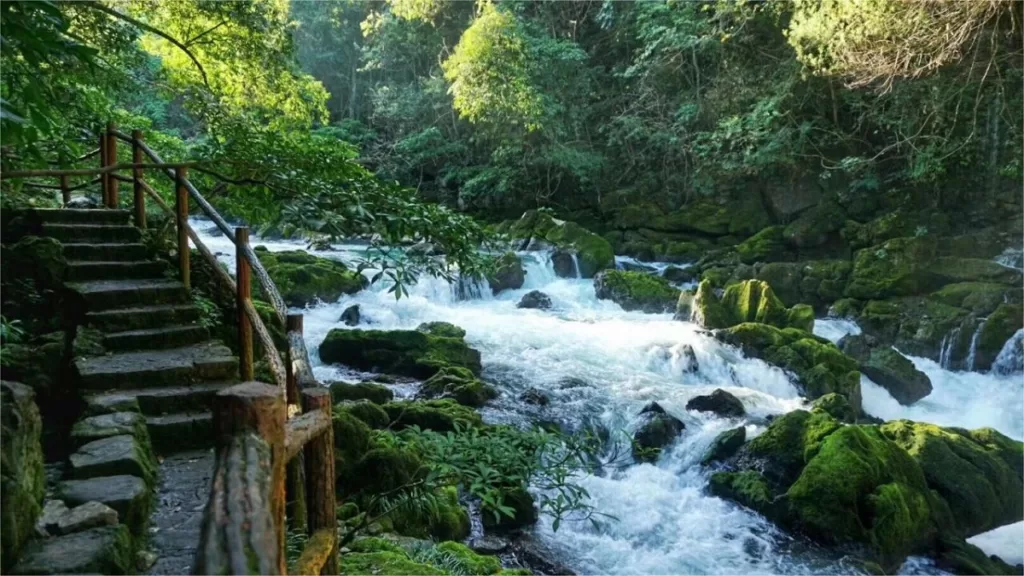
[1,122,336,574]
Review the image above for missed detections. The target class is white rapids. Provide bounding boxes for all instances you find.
[192,220,1023,575]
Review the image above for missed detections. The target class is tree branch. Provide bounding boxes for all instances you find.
[84,2,211,90]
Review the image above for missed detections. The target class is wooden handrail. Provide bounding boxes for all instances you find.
[292,529,336,576]
[283,409,331,462]
[0,161,194,179]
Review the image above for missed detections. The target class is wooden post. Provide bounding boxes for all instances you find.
[106,121,118,208]
[174,167,190,290]
[132,129,145,229]
[303,387,337,575]
[60,174,70,206]
[98,130,108,206]
[210,382,286,575]
[286,314,303,404]
[236,227,254,382]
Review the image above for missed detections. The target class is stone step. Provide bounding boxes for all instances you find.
[42,222,142,243]
[68,434,156,485]
[57,475,150,535]
[85,303,200,333]
[103,324,210,352]
[74,341,237,390]
[24,208,131,225]
[66,259,169,282]
[86,381,234,417]
[63,242,148,262]
[12,525,133,575]
[67,279,189,311]
[148,412,214,452]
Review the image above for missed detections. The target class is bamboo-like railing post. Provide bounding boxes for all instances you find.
[302,387,337,574]
[236,227,255,382]
[285,312,307,536]
[286,314,303,404]
[132,129,145,229]
[195,382,286,575]
[174,167,190,290]
[98,130,108,206]
[106,121,118,208]
[60,174,70,206]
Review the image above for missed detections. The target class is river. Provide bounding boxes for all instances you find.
[191,219,1023,574]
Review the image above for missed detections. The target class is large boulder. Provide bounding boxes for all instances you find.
[502,211,614,278]
[702,427,746,465]
[382,400,483,432]
[632,402,685,462]
[686,389,745,418]
[329,381,394,405]
[755,260,852,311]
[487,252,525,294]
[594,270,681,313]
[11,525,132,575]
[735,226,789,264]
[693,280,815,333]
[1,381,44,572]
[418,366,497,407]
[974,304,1024,371]
[839,334,932,405]
[782,201,845,250]
[254,246,366,307]
[318,328,481,379]
[716,323,862,411]
[517,290,552,310]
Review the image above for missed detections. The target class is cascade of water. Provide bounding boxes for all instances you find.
[992,328,1024,375]
[938,326,961,369]
[569,252,581,279]
[965,318,987,372]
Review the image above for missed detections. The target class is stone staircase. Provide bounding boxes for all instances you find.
[29,208,240,453]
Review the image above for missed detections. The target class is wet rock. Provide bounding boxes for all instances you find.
[329,381,394,405]
[633,403,685,462]
[406,241,440,257]
[70,411,147,448]
[558,376,592,390]
[619,260,657,273]
[488,252,526,294]
[416,321,467,339]
[340,304,361,326]
[811,393,856,423]
[975,303,1024,371]
[839,334,932,405]
[482,487,538,531]
[84,394,140,417]
[35,499,69,537]
[594,270,681,313]
[69,435,155,486]
[517,290,552,310]
[519,387,550,406]
[57,501,118,535]
[664,266,697,284]
[1,380,44,568]
[510,536,577,576]
[702,427,746,465]
[674,290,695,321]
[468,535,510,555]
[419,366,497,407]
[693,279,814,332]
[677,344,699,373]
[12,525,132,575]
[319,328,482,378]
[254,246,366,307]
[686,389,745,418]
[551,248,577,278]
[136,550,158,571]
[58,475,150,535]
[65,196,100,209]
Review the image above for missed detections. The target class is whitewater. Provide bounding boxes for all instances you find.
[191,219,1024,574]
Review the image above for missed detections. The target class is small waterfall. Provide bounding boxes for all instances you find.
[569,253,581,279]
[938,327,961,369]
[992,328,1024,375]
[965,319,987,372]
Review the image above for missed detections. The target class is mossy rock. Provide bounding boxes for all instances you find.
[342,536,506,575]
[811,393,856,423]
[632,404,685,462]
[845,236,943,300]
[70,412,150,449]
[254,246,366,307]
[702,427,746,465]
[417,321,467,339]
[333,411,372,486]
[974,304,1023,371]
[737,226,789,264]
[783,202,845,249]
[1,381,44,572]
[508,210,613,277]
[382,400,483,432]
[330,381,394,405]
[319,329,482,379]
[879,420,1023,537]
[930,282,1019,316]
[934,535,1022,576]
[337,400,391,429]
[840,335,932,405]
[389,485,471,542]
[481,487,538,532]
[434,541,503,575]
[741,409,843,489]
[488,252,526,294]
[593,270,681,313]
[708,470,777,515]
[0,332,65,396]
[419,367,497,407]
[930,257,1023,287]
[693,280,815,332]
[341,551,445,575]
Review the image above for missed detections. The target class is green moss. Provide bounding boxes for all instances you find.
[337,400,391,429]
[348,537,406,555]
[391,485,471,542]
[785,425,934,564]
[348,447,424,498]
[783,201,845,249]
[434,542,502,575]
[935,536,1021,576]
[420,367,497,407]
[656,240,703,263]
[594,270,681,313]
[736,226,788,264]
[545,221,615,278]
[878,420,1023,536]
[254,246,366,307]
[811,393,855,423]
[341,551,445,575]
[828,298,863,319]
[417,322,467,339]
[702,427,746,465]
[708,471,775,514]
[383,400,483,432]
[330,381,394,405]
[333,411,372,488]
[929,283,1015,315]
[694,280,815,332]
[488,252,526,293]
[975,303,1023,370]
[786,304,815,333]
[481,487,537,531]
[845,236,942,300]
[0,382,44,573]
[745,410,842,488]
[319,329,482,379]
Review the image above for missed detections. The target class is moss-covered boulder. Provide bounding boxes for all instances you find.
[692,280,814,333]
[481,487,538,532]
[974,303,1023,371]
[382,400,483,432]
[337,400,390,429]
[717,323,862,410]
[736,226,789,264]
[593,270,681,313]
[702,427,746,465]
[503,211,613,277]
[319,329,482,379]
[845,236,942,300]
[417,321,467,339]
[632,402,685,462]
[840,334,932,405]
[329,381,394,405]
[419,366,497,407]
[488,252,526,294]
[811,393,856,423]
[332,410,372,484]
[782,201,845,249]
[0,236,66,333]
[879,421,1023,537]
[254,246,365,307]
[342,536,509,575]
[686,389,745,418]
[754,260,852,311]
[387,485,471,542]
[0,331,65,396]
[930,282,1019,316]
[1,381,44,572]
